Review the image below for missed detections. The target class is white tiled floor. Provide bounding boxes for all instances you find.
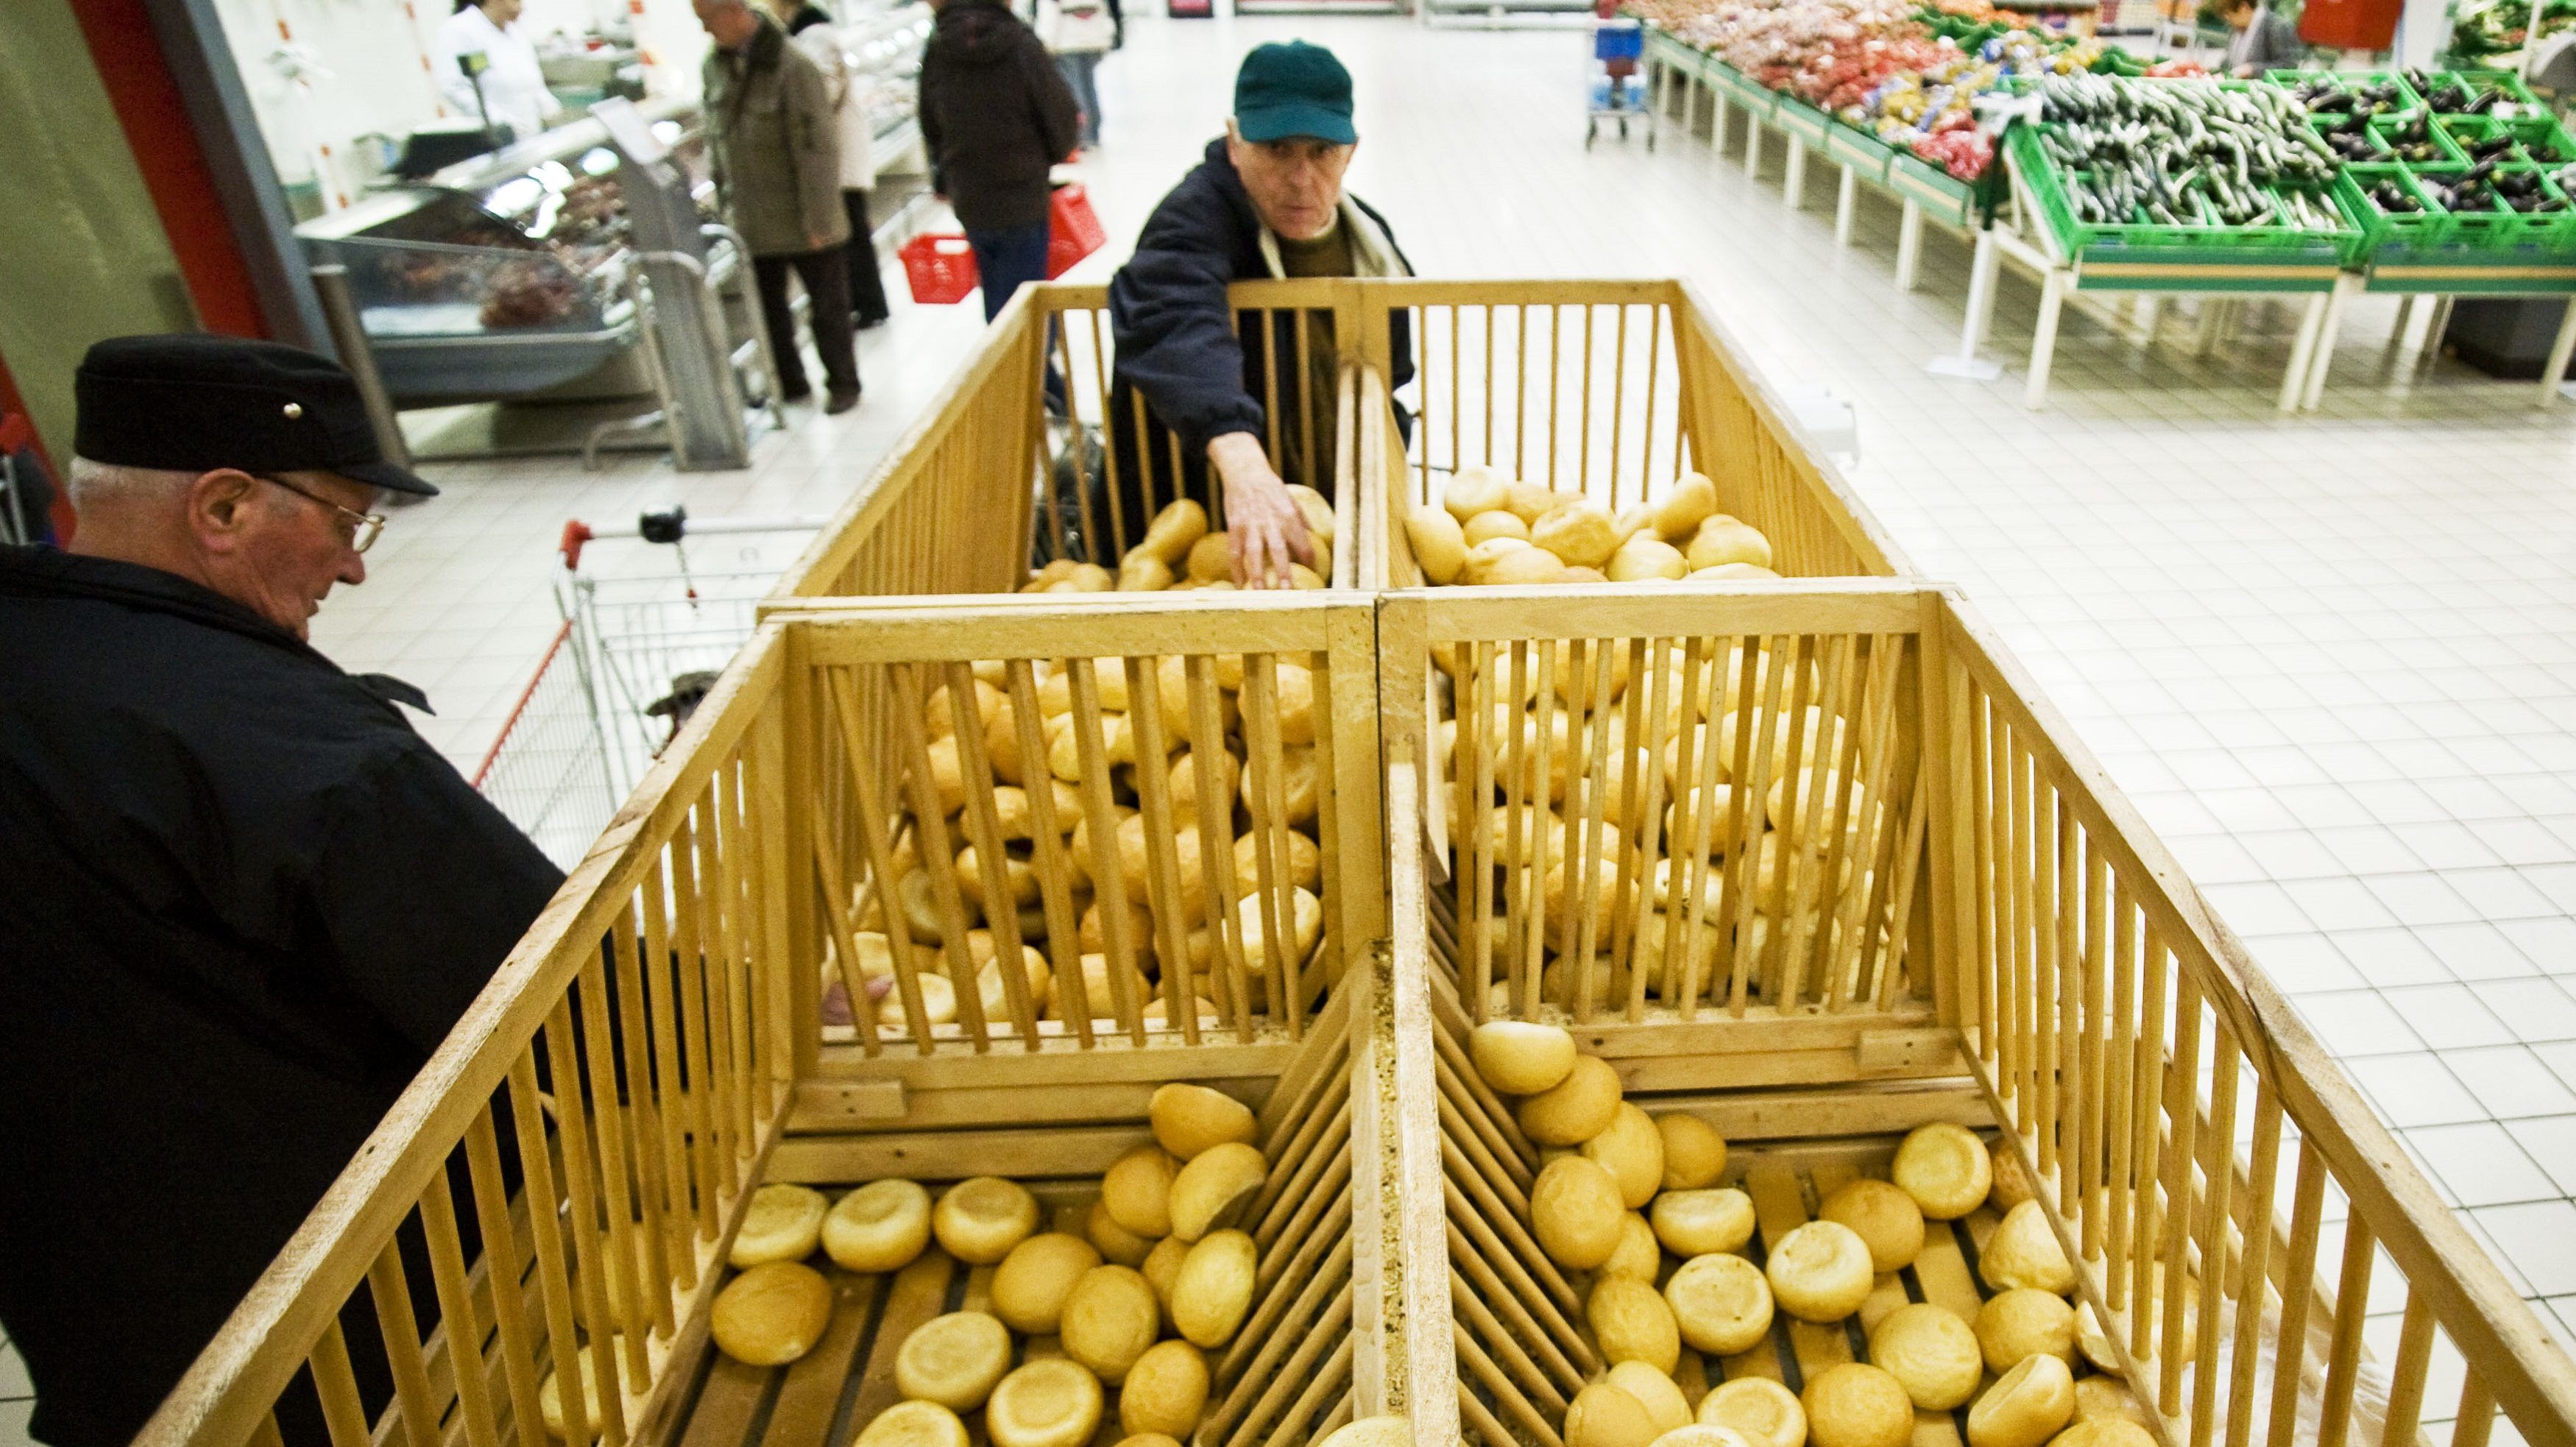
[13,7,2576,1438]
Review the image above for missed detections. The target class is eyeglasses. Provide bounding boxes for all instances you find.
[255,473,385,555]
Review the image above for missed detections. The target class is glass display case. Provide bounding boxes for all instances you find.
[839,1,933,177]
[296,99,711,408]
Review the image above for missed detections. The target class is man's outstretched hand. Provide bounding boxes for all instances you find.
[1208,432,1314,588]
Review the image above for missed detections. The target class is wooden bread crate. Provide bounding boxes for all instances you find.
[1376,582,2576,1447]
[768,281,1369,601]
[138,599,1414,1447]
[1357,280,1913,590]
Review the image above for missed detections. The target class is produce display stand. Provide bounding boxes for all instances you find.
[1987,121,2359,411]
[1361,277,1914,589]
[1642,30,1990,290]
[1375,578,2576,1447]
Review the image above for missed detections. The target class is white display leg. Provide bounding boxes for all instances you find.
[1894,199,1924,291]
[2131,294,2162,344]
[1784,137,1808,208]
[2193,296,2229,358]
[2391,291,2417,344]
[2276,291,2330,412]
[2024,270,2070,409]
[1835,166,1858,247]
[1927,225,2004,380]
[2421,294,2454,365]
[1715,92,1730,147]
[2537,297,2576,406]
[1746,116,1763,176]
[2302,274,2356,411]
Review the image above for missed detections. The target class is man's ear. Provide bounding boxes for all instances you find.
[186,470,261,553]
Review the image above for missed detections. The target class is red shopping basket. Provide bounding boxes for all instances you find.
[901,234,980,305]
[1046,182,1108,279]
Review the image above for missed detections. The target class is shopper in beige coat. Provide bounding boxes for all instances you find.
[696,0,862,410]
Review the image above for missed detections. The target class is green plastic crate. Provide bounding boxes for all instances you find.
[2264,68,2424,116]
[2009,123,2360,269]
[2508,113,2576,166]
[2410,69,2545,114]
[2369,111,2466,165]
[2436,113,2527,163]
[2407,162,2576,253]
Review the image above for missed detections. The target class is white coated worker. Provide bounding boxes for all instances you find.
[433,0,564,141]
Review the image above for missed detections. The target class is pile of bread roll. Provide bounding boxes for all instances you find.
[818,648,1333,1041]
[1402,466,1780,587]
[567,1086,1265,1446]
[1019,492,1338,595]
[1442,643,1880,1012]
[1468,1021,2165,1447]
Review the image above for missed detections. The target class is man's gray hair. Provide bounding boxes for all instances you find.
[66,457,200,510]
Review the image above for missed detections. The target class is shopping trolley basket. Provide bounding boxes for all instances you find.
[472,506,826,867]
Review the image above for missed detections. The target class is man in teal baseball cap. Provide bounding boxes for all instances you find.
[1105,40,1414,588]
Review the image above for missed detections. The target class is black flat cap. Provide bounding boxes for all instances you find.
[74,333,437,496]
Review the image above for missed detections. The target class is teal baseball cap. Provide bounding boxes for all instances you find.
[1233,41,1356,145]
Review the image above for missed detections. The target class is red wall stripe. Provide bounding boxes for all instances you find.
[70,0,271,339]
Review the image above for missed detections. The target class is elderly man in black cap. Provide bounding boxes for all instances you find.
[0,335,564,1447]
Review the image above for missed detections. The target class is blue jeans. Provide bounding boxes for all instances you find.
[968,221,1052,324]
[1056,51,1103,146]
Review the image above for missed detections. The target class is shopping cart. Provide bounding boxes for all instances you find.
[470,506,826,867]
[1586,1,1656,150]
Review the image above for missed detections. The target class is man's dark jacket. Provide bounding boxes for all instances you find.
[1101,138,1413,556]
[917,0,1080,230]
[0,547,562,1447]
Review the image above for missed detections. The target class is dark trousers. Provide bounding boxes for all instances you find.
[841,190,891,325]
[752,247,860,398]
[967,221,1053,324]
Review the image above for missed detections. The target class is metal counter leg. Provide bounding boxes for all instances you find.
[1895,199,1923,291]
[2025,270,2068,410]
[1745,117,1763,177]
[2302,274,2354,411]
[2537,297,2576,406]
[1784,137,1807,208]
[1836,166,1858,247]
[2277,291,2330,412]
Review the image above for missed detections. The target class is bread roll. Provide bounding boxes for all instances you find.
[986,1358,1105,1447]
[1468,1019,1577,1095]
[1235,885,1324,973]
[1140,1233,1189,1329]
[894,1311,1011,1409]
[1061,1264,1160,1383]
[1991,1146,2039,1211]
[1101,1145,1181,1239]
[991,1233,1102,1335]
[1145,1083,1257,1161]
[1566,1382,1662,1447]
[1583,1103,1668,1209]
[1657,1114,1727,1190]
[711,1262,833,1366]
[1171,1228,1256,1348]
[1664,1250,1772,1355]
[1967,1354,2076,1447]
[1766,1220,1874,1323]
[1316,1419,1415,1447]
[1819,1178,1924,1275]
[1698,1377,1807,1447]
[1503,481,1560,525]
[538,1348,603,1440]
[732,1183,829,1267]
[1599,1211,1663,1282]
[1406,505,1470,584]
[1659,1430,1758,1447]
[1981,1200,2075,1295]
[1533,502,1620,568]
[1607,1361,1691,1435]
[1652,473,1719,539]
[1084,1197,1155,1267]
[1119,1340,1211,1438]
[1869,1303,1981,1411]
[1477,542,1569,585]
[1167,1141,1267,1240]
[1232,827,1322,893]
[933,1177,1038,1265]
[1801,1364,1912,1447]
[1608,535,1688,582]
[2075,1302,2119,1375]
[1588,1276,1682,1373]
[1445,464,1510,520]
[1892,1123,1992,1220]
[1649,1188,1755,1257]
[852,1400,969,1447]
[1518,1055,1623,1146]
[1465,509,1532,545]
[2049,1422,2157,1447]
[1532,1156,1626,1270]
[1975,1288,2076,1373]
[1687,519,1773,572]
[1117,1437,1186,1447]
[824,1179,933,1273]
[2071,1378,2153,1429]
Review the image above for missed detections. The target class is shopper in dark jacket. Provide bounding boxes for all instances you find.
[918,0,1082,321]
[1107,41,1411,586]
[0,336,563,1447]
[699,0,863,411]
